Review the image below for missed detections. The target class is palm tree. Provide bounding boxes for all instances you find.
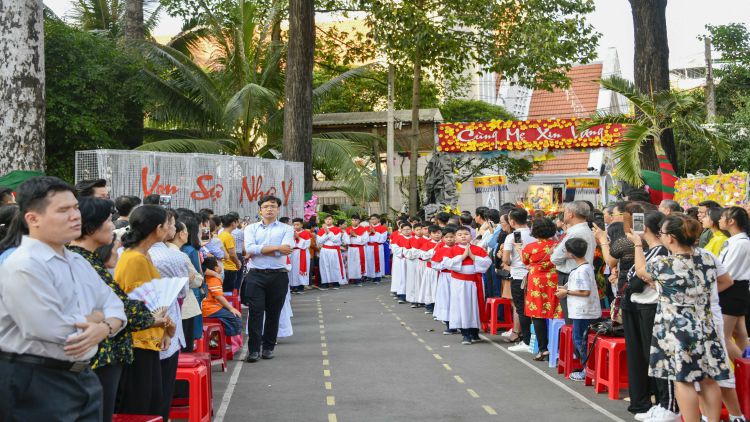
[68,0,160,37]
[137,0,382,205]
[586,75,728,187]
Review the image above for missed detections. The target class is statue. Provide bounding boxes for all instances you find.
[423,152,457,218]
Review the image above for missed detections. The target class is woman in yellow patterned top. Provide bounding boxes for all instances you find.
[114,205,176,416]
[701,207,729,257]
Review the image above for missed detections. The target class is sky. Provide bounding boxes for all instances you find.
[43,0,750,80]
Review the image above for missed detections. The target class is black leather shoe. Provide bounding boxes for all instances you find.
[261,349,274,360]
[245,352,260,363]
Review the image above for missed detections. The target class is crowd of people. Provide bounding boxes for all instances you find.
[382,195,750,422]
[0,178,291,421]
[1,175,749,422]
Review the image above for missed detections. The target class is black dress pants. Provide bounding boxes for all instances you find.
[116,348,163,416]
[243,270,289,353]
[622,308,651,414]
[0,359,102,422]
[511,278,532,345]
[94,363,122,422]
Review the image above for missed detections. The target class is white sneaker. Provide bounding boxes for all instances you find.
[500,329,514,338]
[635,406,659,422]
[645,406,680,422]
[508,343,531,353]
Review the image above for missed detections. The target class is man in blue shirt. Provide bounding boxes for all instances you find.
[242,195,295,362]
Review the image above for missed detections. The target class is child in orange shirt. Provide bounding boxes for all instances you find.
[202,257,242,336]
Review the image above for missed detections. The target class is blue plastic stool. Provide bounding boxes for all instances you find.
[547,318,566,368]
[744,346,750,358]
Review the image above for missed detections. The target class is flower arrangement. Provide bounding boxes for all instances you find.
[673,172,749,208]
[437,118,623,153]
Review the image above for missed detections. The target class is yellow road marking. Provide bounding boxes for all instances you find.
[411,332,418,337]
[483,405,497,415]
[328,413,337,422]
[467,388,479,398]
[326,396,336,406]
[417,338,425,343]
[319,319,325,324]
[321,336,326,341]
[443,364,452,371]
[321,343,327,348]
[319,324,325,329]
[323,359,330,366]
[454,375,465,384]
[404,326,411,331]
[323,369,331,377]
[322,350,328,356]
[433,354,442,360]
[325,382,332,390]
[395,316,401,321]
[425,345,433,351]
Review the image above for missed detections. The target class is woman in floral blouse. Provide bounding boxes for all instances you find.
[521,217,562,361]
[68,197,165,422]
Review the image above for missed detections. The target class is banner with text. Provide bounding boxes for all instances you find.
[75,150,304,219]
[437,118,624,153]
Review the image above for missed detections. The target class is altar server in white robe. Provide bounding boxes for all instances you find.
[289,218,312,293]
[344,215,368,286]
[391,224,412,302]
[446,226,492,345]
[316,215,346,289]
[432,226,458,333]
[365,214,389,283]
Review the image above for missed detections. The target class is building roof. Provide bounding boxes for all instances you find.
[534,151,592,175]
[313,109,443,127]
[526,63,604,120]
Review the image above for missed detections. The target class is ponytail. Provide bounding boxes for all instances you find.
[121,205,167,249]
[724,206,750,235]
[0,208,26,254]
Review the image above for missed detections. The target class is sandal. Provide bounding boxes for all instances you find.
[533,351,550,361]
[501,331,521,343]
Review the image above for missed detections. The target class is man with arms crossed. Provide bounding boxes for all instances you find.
[242,195,295,362]
[0,176,125,421]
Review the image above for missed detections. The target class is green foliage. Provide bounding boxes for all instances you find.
[586,76,728,187]
[439,99,515,123]
[45,18,143,182]
[313,65,440,114]
[366,0,600,91]
[705,23,750,66]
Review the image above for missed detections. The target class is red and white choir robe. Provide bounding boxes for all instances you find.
[404,236,427,303]
[390,233,410,295]
[290,229,312,287]
[416,239,441,305]
[344,225,368,281]
[316,226,347,285]
[365,224,388,278]
[431,243,455,322]
[445,244,492,329]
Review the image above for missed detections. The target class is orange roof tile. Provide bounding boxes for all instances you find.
[535,151,591,174]
[527,63,603,120]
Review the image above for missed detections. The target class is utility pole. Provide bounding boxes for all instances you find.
[705,36,716,122]
[386,64,396,216]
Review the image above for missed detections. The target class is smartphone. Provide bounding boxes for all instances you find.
[159,195,172,208]
[513,231,522,244]
[632,212,645,234]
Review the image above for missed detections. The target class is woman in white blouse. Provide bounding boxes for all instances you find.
[717,206,750,363]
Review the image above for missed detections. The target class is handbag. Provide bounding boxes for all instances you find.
[580,319,625,366]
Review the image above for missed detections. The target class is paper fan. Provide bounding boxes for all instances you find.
[127,277,188,318]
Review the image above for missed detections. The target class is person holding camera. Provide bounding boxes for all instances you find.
[242,195,294,363]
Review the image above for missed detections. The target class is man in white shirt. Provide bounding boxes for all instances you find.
[550,201,596,322]
[0,176,125,421]
[502,208,536,351]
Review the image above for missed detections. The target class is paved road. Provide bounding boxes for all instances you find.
[209,281,634,422]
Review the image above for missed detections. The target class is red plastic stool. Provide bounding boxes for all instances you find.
[176,352,214,416]
[201,320,228,371]
[483,297,514,335]
[557,324,582,377]
[205,317,235,362]
[594,336,628,399]
[169,358,211,422]
[584,332,597,386]
[736,357,750,419]
[112,416,162,422]
[601,309,611,319]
